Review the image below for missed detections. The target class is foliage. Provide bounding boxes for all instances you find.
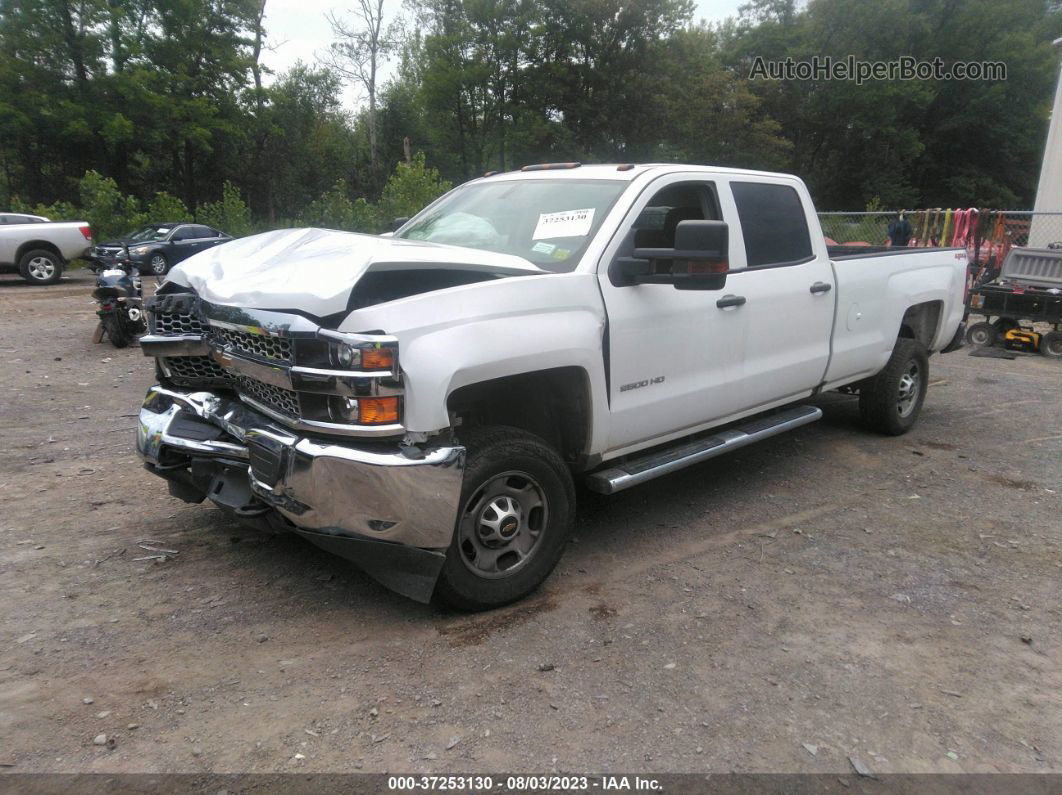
[147,191,190,223]
[1,0,1060,220]
[300,181,359,230]
[197,182,252,237]
[377,153,452,225]
[78,171,144,240]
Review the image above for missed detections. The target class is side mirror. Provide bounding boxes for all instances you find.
[391,217,410,232]
[612,220,730,290]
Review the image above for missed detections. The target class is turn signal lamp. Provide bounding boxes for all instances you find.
[358,397,400,425]
[361,348,394,371]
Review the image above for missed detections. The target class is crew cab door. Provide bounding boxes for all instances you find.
[597,176,749,454]
[719,179,835,408]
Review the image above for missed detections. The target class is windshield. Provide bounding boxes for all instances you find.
[128,225,173,242]
[396,178,627,272]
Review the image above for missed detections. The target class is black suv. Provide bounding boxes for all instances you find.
[90,223,232,276]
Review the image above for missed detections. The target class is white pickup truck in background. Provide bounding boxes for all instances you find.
[0,217,93,284]
[135,163,967,609]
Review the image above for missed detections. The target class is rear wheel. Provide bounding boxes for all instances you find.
[1040,330,1062,359]
[435,426,575,611]
[101,313,132,348]
[966,321,996,348]
[18,249,63,285]
[859,338,929,436]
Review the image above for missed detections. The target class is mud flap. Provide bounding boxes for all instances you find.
[294,528,447,604]
[942,322,966,354]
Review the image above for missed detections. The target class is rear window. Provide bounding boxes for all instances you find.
[731,182,813,267]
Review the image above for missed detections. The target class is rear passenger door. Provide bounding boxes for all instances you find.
[722,179,835,409]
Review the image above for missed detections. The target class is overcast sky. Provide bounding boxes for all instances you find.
[258,0,746,110]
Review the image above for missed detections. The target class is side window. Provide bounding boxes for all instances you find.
[731,182,813,267]
[632,183,718,251]
[171,226,191,241]
[630,183,720,276]
[188,225,214,238]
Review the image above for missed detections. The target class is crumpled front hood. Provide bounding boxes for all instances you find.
[165,227,545,318]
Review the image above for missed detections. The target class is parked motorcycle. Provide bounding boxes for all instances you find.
[92,246,145,348]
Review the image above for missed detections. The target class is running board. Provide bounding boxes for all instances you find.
[585,405,822,495]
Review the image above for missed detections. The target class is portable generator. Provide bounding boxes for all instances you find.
[1001,327,1041,353]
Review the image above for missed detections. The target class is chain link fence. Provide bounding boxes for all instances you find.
[817,211,1062,262]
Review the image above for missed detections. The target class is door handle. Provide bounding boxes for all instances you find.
[716,294,747,308]
[810,282,832,294]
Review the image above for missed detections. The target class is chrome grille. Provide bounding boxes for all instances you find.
[215,328,293,363]
[163,356,233,385]
[236,376,300,417]
[154,311,206,336]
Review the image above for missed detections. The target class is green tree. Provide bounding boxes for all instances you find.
[147,191,190,222]
[300,180,358,230]
[198,181,252,236]
[377,153,452,223]
[78,170,144,239]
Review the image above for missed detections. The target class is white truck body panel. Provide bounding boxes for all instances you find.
[163,164,967,459]
[0,220,92,265]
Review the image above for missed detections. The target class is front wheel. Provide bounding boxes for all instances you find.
[101,312,132,348]
[434,426,575,611]
[966,321,996,347]
[858,338,929,435]
[147,252,168,276]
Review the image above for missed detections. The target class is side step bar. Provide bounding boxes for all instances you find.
[585,405,822,495]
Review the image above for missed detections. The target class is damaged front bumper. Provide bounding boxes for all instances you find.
[136,385,465,602]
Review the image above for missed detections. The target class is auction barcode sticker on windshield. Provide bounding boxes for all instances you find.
[532,208,595,240]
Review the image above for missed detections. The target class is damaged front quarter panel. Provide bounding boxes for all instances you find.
[336,271,610,448]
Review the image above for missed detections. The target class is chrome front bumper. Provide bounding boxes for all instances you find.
[137,385,465,551]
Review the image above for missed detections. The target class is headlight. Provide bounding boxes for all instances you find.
[334,342,358,368]
[330,341,395,371]
[130,245,150,255]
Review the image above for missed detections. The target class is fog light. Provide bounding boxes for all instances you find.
[329,396,359,423]
[327,395,400,425]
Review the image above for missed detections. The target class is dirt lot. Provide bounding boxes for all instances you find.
[1,270,1060,776]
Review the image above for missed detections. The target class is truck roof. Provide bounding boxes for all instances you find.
[472,163,800,184]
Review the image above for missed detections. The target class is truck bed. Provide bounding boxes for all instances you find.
[827,245,964,260]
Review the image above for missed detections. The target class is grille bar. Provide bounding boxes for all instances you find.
[215,327,294,363]
[236,376,300,417]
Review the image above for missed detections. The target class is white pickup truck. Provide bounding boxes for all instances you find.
[135,164,967,609]
[0,218,93,284]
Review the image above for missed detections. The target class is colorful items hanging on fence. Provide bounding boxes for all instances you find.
[906,209,1023,271]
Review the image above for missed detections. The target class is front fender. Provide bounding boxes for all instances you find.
[337,272,610,451]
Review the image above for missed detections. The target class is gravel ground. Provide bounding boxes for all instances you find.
[1,270,1059,775]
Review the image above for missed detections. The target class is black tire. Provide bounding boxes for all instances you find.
[146,252,168,276]
[858,338,929,436]
[435,426,575,611]
[18,249,63,285]
[965,321,996,348]
[1040,330,1062,359]
[101,313,132,348]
